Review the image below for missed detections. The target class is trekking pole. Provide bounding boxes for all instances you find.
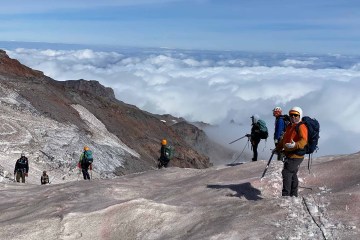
[90,164,93,180]
[261,151,275,178]
[307,154,312,174]
[228,134,249,144]
[49,176,55,184]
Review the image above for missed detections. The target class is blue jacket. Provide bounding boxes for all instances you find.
[274,116,286,143]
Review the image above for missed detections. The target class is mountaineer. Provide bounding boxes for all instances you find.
[41,170,49,185]
[78,146,93,180]
[158,139,173,168]
[274,107,308,197]
[272,107,289,161]
[247,115,268,161]
[14,152,29,183]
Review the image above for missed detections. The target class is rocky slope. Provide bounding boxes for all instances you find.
[0,49,235,182]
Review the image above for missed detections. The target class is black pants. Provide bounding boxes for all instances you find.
[251,138,260,161]
[158,157,169,168]
[276,151,284,161]
[81,162,91,180]
[282,157,303,197]
[82,168,90,180]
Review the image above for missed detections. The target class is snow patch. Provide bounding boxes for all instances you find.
[71,104,139,158]
[0,85,36,111]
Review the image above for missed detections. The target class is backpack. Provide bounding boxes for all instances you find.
[296,116,320,154]
[296,116,320,172]
[257,119,268,139]
[164,146,174,160]
[83,150,93,164]
[18,157,28,165]
[280,114,291,129]
[16,157,28,172]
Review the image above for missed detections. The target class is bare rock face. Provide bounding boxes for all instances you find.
[171,121,236,166]
[0,49,217,180]
[0,50,43,78]
[61,79,116,100]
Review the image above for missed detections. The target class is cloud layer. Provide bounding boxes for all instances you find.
[6,48,360,157]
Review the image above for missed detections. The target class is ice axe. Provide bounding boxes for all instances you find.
[261,151,275,178]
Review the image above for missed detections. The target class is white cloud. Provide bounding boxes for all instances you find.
[6,48,360,156]
[280,58,316,67]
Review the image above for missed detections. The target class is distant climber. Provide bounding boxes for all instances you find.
[158,139,173,168]
[247,114,268,161]
[78,146,93,180]
[272,107,289,161]
[41,170,50,185]
[14,152,29,183]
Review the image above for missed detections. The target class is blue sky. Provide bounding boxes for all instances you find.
[1,0,360,54]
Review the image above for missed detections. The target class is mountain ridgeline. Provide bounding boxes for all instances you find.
[0,49,234,180]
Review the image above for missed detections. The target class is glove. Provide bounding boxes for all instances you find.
[77,162,81,169]
[89,164,92,170]
[246,134,251,137]
[25,173,28,177]
[272,149,277,154]
[285,140,296,149]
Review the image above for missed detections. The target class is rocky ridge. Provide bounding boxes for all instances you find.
[0,49,234,183]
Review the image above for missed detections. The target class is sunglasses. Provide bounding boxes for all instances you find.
[290,114,300,117]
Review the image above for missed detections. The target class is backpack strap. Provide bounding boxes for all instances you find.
[292,122,307,156]
[295,121,303,133]
[297,122,312,173]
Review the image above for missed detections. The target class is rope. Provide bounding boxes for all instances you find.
[230,138,250,164]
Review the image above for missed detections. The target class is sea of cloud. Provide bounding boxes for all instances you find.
[5,47,360,157]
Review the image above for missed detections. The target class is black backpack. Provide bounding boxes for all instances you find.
[280,114,291,128]
[296,116,320,172]
[296,116,320,154]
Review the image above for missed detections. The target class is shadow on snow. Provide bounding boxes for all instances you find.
[207,182,262,201]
